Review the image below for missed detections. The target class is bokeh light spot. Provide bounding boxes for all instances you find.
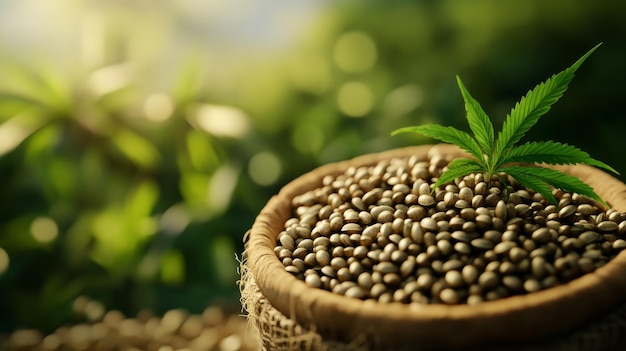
[337,81,374,117]
[0,247,8,275]
[383,84,424,118]
[30,216,59,244]
[333,31,377,73]
[292,124,324,154]
[189,104,250,138]
[143,93,174,122]
[248,152,282,186]
[160,204,191,236]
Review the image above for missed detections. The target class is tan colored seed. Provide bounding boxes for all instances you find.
[471,238,494,250]
[418,194,435,207]
[531,227,552,243]
[316,250,330,266]
[440,288,460,304]
[579,231,601,244]
[598,221,618,232]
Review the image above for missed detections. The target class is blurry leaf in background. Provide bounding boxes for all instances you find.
[0,247,8,275]
[0,110,50,156]
[187,104,250,139]
[160,249,186,286]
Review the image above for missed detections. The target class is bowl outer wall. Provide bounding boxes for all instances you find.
[246,144,626,349]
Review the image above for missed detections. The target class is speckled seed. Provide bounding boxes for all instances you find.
[558,205,577,218]
[418,194,436,207]
[598,221,619,232]
[531,256,546,279]
[579,231,601,244]
[577,204,596,215]
[279,235,296,251]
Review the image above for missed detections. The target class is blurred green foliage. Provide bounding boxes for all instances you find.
[0,0,625,333]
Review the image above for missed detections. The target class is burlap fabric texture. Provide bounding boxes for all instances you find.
[240,144,626,350]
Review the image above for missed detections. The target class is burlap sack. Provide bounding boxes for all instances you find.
[240,144,626,350]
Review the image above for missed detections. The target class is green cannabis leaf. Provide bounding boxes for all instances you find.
[392,43,619,206]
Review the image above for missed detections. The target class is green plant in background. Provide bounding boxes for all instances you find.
[392,43,618,205]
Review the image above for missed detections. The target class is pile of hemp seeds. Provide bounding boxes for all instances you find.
[275,154,626,305]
